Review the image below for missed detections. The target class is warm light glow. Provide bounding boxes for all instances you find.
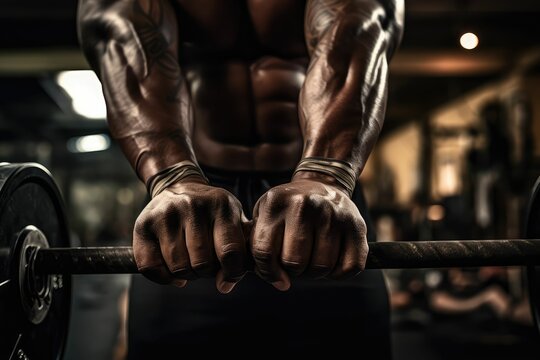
[56,70,106,119]
[460,32,479,50]
[438,161,460,196]
[427,205,445,221]
[68,134,110,153]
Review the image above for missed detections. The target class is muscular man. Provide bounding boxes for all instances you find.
[78,0,404,355]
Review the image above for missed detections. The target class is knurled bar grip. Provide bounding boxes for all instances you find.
[30,239,540,275]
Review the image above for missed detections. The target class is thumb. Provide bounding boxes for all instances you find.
[241,214,253,237]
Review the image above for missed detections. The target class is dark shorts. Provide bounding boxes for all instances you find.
[127,166,391,357]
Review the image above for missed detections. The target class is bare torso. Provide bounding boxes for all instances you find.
[174,0,308,171]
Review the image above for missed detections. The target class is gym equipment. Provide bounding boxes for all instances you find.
[1,162,540,359]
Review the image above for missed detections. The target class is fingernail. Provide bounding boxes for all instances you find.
[272,279,290,291]
[217,280,237,294]
[172,279,187,288]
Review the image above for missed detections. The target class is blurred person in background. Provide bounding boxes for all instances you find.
[426,267,532,330]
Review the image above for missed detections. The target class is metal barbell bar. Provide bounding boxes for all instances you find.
[3,162,540,360]
[26,238,540,275]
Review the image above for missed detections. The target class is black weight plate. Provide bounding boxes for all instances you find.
[526,175,540,334]
[0,163,71,360]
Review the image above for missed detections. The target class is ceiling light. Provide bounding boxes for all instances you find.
[459,32,479,50]
[67,134,110,153]
[56,70,106,119]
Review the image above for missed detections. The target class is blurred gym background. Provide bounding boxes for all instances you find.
[1,0,540,359]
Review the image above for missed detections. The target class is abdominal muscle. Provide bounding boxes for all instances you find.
[183,56,308,172]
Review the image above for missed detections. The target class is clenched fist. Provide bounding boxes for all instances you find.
[250,178,368,291]
[133,177,248,293]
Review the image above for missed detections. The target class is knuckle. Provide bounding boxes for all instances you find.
[170,266,196,280]
[163,201,182,217]
[281,258,308,276]
[183,208,209,229]
[319,200,334,214]
[342,261,363,277]
[361,241,369,254]
[356,215,367,232]
[178,194,192,208]
[133,249,147,269]
[133,247,159,270]
[264,188,278,203]
[223,194,241,211]
[134,259,171,284]
[165,254,192,275]
[147,208,167,229]
[351,219,367,238]
[169,263,191,275]
[293,194,314,215]
[208,189,237,206]
[210,189,227,202]
[263,189,284,208]
[220,246,245,278]
[155,208,181,231]
[219,190,236,204]
[359,219,367,233]
[191,196,208,211]
[191,260,215,276]
[181,194,207,212]
[252,248,274,264]
[219,243,244,260]
[216,196,241,219]
[134,214,152,237]
[310,263,333,277]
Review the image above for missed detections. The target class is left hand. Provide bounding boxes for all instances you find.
[250,178,369,291]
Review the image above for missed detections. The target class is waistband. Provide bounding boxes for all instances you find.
[199,163,294,182]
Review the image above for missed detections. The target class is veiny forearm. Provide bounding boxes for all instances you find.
[78,0,196,184]
[299,0,404,176]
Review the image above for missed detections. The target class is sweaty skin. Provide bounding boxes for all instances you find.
[78,0,404,293]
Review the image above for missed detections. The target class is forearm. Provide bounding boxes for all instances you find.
[298,0,404,178]
[78,0,196,184]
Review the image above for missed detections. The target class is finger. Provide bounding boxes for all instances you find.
[251,214,290,291]
[330,226,369,279]
[306,216,340,278]
[185,215,217,277]
[241,215,254,271]
[216,269,244,294]
[281,214,314,277]
[213,217,247,293]
[157,222,196,281]
[241,210,250,224]
[242,217,253,239]
[133,215,184,287]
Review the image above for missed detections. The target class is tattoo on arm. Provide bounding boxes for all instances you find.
[132,0,182,102]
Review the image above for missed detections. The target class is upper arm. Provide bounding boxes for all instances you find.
[304,0,404,57]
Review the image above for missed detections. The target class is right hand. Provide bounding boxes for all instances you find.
[133,177,248,294]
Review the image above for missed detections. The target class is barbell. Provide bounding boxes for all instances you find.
[1,162,540,359]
